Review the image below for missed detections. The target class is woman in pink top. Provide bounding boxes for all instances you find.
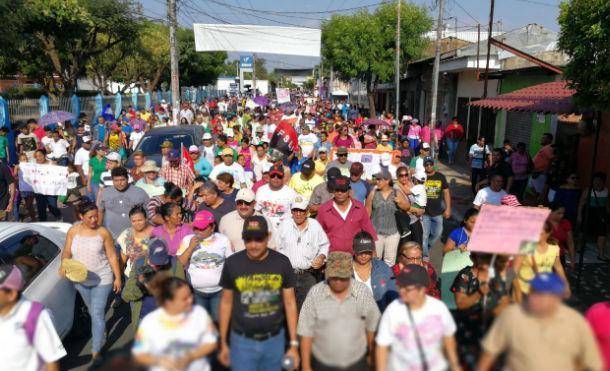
[152,202,193,256]
[407,119,422,153]
[332,125,355,148]
[59,199,121,361]
[421,122,432,144]
[508,142,532,200]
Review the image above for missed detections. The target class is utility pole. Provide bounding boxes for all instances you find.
[252,54,257,96]
[429,0,444,129]
[482,0,495,98]
[395,0,401,125]
[168,0,180,124]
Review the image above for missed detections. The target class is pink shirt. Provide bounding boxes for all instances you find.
[316,199,378,253]
[421,126,431,143]
[333,136,354,148]
[407,124,421,139]
[510,151,530,179]
[585,302,610,370]
[152,224,193,256]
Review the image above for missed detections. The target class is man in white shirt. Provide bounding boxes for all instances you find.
[209,148,247,189]
[47,130,70,165]
[179,103,194,124]
[129,124,145,151]
[376,264,460,371]
[74,135,92,187]
[0,265,66,371]
[274,196,329,310]
[201,133,216,165]
[298,125,319,159]
[255,164,297,232]
[473,174,508,210]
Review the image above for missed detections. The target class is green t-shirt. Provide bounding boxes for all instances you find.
[89,157,107,184]
[0,136,8,159]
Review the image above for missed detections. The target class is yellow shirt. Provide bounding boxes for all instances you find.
[315,159,329,176]
[517,243,559,294]
[288,173,324,199]
[376,143,393,151]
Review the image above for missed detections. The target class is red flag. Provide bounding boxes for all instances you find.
[181,144,194,172]
[269,120,299,158]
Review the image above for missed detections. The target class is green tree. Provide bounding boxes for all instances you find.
[322,1,432,116]
[558,0,610,110]
[21,0,141,95]
[176,28,227,87]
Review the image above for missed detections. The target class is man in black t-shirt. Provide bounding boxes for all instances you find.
[218,215,300,370]
[422,157,451,257]
[0,161,15,221]
[477,148,514,193]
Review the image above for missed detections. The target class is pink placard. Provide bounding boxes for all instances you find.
[468,204,551,255]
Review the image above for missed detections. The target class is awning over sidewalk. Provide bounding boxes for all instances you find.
[469,81,576,114]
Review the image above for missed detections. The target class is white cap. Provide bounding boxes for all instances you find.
[380,152,391,166]
[82,135,91,143]
[202,133,212,140]
[402,115,412,122]
[414,169,427,182]
[188,145,200,153]
[317,146,328,153]
[421,142,431,150]
[236,188,255,203]
[291,196,309,210]
[262,162,273,173]
[381,135,389,141]
[106,152,121,162]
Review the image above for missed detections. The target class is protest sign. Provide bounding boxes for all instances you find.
[276,88,290,103]
[20,163,68,196]
[330,148,385,180]
[468,204,551,255]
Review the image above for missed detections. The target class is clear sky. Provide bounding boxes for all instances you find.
[140,0,563,70]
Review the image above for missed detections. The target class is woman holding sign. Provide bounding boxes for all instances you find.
[32,149,62,221]
[512,220,571,302]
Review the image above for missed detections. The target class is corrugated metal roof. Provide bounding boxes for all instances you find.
[469,81,576,114]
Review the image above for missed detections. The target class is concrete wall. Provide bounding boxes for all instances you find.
[456,70,499,98]
[577,112,610,184]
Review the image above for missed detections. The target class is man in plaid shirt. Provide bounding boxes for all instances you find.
[159,148,195,191]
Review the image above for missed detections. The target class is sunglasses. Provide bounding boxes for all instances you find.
[337,154,348,157]
[269,173,283,179]
[398,173,409,177]
[291,208,307,213]
[236,200,253,206]
[333,189,349,193]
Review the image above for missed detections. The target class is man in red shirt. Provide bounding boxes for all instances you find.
[532,132,555,173]
[316,175,377,253]
[444,116,464,164]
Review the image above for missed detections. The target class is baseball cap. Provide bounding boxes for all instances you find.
[161,140,174,148]
[262,162,273,173]
[0,265,24,291]
[396,264,430,287]
[350,162,364,176]
[381,134,389,141]
[269,164,285,177]
[192,210,215,230]
[82,135,92,143]
[353,235,375,254]
[255,126,264,133]
[269,149,283,163]
[529,272,565,295]
[221,148,234,157]
[501,194,522,207]
[423,157,434,166]
[202,133,212,140]
[236,188,256,203]
[420,142,431,150]
[188,145,200,153]
[300,159,315,176]
[106,152,121,162]
[330,175,350,192]
[242,215,269,240]
[317,146,328,153]
[402,115,412,122]
[148,238,170,266]
[291,195,309,211]
[325,252,353,279]
[326,167,342,181]
[167,149,180,160]
[336,147,348,155]
[414,169,427,182]
[380,152,391,166]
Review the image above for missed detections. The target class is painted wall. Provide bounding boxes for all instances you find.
[499,74,555,94]
[456,70,499,98]
[577,112,610,184]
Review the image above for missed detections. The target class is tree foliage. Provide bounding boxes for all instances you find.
[558,0,610,110]
[322,1,432,116]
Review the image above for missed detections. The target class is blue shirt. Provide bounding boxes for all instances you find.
[448,227,469,247]
[350,179,370,204]
[194,157,213,179]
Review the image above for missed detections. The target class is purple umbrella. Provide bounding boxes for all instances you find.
[130,118,146,128]
[253,95,269,106]
[364,118,390,126]
[39,110,75,127]
[279,102,297,113]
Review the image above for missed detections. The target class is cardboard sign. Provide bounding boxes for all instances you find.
[468,204,551,255]
[276,88,290,103]
[21,163,68,196]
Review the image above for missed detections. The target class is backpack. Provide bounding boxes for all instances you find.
[24,301,44,346]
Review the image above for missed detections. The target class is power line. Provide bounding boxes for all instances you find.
[191,0,390,15]
[514,0,559,7]
[450,0,480,24]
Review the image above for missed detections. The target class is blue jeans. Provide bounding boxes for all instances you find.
[230,328,285,371]
[422,214,444,257]
[409,138,420,154]
[194,290,221,322]
[89,182,100,203]
[75,283,112,353]
[447,139,459,163]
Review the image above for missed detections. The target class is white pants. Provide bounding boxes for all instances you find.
[375,232,401,266]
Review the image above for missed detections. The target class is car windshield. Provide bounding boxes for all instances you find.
[137,133,194,155]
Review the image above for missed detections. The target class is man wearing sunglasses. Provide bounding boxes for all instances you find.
[255,164,298,232]
[325,146,352,177]
[218,216,300,370]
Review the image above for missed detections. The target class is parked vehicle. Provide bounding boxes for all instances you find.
[0,222,76,338]
[126,125,206,168]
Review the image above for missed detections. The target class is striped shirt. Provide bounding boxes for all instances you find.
[159,163,195,191]
[273,218,330,270]
[297,280,380,368]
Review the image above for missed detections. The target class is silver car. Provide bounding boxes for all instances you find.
[0,222,76,338]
